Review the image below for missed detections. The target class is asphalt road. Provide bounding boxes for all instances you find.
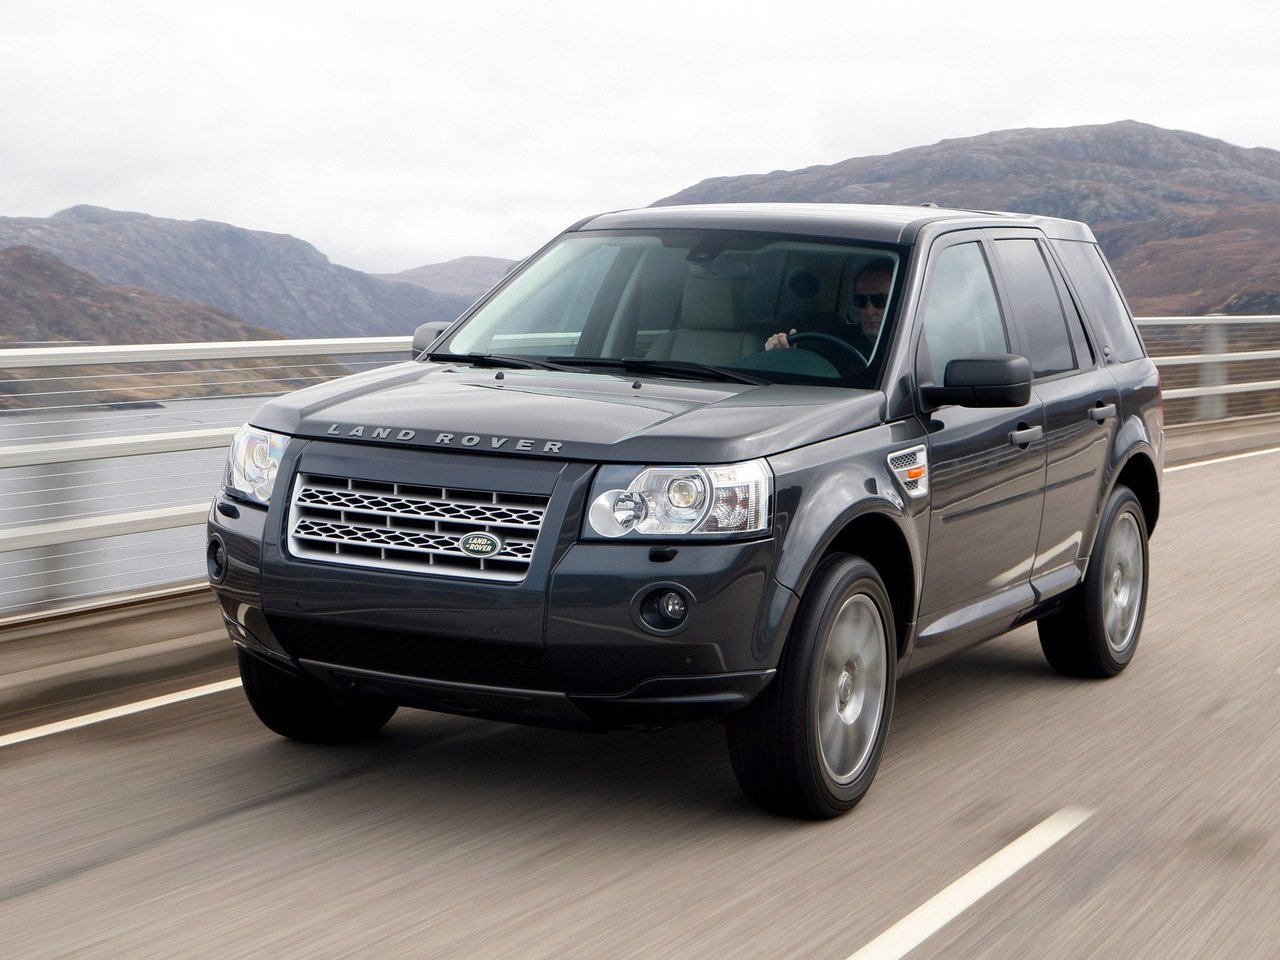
[3,449,1278,959]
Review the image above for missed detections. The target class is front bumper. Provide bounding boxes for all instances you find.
[209,475,797,728]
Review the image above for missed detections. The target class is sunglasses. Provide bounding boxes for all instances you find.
[852,292,889,310]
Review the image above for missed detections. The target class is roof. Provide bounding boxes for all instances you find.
[573,203,1096,244]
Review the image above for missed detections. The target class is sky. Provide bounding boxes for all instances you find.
[3,0,1279,273]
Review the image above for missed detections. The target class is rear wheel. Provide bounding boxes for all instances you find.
[238,648,397,743]
[727,555,896,819]
[1038,484,1149,678]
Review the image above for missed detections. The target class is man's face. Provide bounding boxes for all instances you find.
[853,271,891,339]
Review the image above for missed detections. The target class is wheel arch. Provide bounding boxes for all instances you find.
[806,511,916,659]
[1114,449,1160,536]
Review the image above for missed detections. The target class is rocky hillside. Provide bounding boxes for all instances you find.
[655,121,1280,316]
[378,255,518,302]
[0,206,473,338]
[0,245,339,409]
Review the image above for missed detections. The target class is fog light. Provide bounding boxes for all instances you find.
[659,590,687,621]
[206,536,228,583]
[635,584,692,634]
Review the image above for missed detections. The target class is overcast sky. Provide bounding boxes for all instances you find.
[3,1,1278,273]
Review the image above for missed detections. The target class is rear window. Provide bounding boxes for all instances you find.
[1052,240,1145,363]
[994,238,1076,378]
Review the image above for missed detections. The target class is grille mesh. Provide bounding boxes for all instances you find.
[288,473,548,581]
[889,451,918,470]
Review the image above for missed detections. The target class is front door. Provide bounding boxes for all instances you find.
[911,236,1047,651]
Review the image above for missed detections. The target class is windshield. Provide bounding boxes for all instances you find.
[443,230,905,387]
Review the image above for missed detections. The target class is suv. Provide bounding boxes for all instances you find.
[207,204,1161,819]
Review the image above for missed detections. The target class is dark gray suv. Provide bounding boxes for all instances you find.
[207,203,1162,818]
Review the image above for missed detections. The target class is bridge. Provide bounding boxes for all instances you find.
[2,322,1278,957]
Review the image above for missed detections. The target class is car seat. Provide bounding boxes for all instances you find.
[645,277,763,364]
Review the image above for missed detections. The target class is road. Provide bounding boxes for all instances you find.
[2,449,1278,959]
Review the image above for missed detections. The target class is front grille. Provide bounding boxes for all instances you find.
[287,473,549,582]
[270,616,563,691]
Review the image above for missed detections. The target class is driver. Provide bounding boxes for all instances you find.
[765,258,894,359]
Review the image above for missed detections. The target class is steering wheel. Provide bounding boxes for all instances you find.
[786,332,869,370]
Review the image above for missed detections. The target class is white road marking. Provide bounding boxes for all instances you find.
[1167,445,1280,472]
[845,807,1094,960]
[0,678,242,749]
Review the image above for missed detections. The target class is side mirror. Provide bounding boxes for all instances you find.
[411,320,452,359]
[920,353,1032,408]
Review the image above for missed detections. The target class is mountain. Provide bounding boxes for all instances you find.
[655,121,1280,316]
[0,244,284,344]
[0,206,473,338]
[378,255,518,302]
[0,245,337,409]
[6,121,1276,339]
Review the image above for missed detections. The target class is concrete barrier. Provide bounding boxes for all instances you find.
[0,588,233,723]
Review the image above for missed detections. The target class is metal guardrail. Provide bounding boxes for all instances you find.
[1,338,411,618]
[0,336,411,368]
[1137,316,1280,420]
[2,320,1278,618]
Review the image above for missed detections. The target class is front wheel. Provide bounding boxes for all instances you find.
[727,555,896,819]
[1038,484,1149,677]
[238,648,397,743]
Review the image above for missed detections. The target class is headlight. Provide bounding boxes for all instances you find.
[223,424,287,506]
[586,459,772,539]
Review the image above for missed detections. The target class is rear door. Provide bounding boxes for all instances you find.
[988,231,1118,593]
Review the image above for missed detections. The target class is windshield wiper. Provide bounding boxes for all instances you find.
[545,356,768,386]
[422,352,572,372]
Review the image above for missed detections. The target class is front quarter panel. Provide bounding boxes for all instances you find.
[767,418,930,615]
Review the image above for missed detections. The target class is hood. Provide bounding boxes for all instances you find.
[251,360,887,462]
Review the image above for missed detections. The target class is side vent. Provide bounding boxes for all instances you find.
[887,445,929,499]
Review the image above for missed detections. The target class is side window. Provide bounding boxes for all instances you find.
[1052,240,1145,362]
[1053,262,1096,368]
[918,241,1006,381]
[994,238,1075,378]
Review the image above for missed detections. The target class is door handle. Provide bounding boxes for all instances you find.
[1089,402,1117,422]
[1008,424,1043,448]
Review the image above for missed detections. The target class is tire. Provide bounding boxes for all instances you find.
[727,555,897,819]
[1038,484,1149,678]
[237,648,397,743]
